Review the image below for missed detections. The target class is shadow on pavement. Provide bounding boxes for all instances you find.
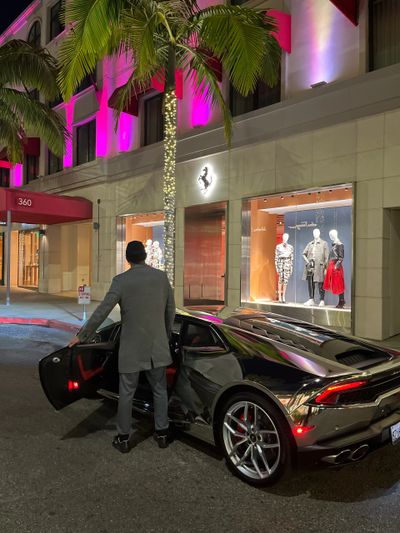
[61,400,154,449]
[262,445,400,503]
[60,399,400,504]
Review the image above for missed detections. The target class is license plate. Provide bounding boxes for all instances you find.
[390,421,400,445]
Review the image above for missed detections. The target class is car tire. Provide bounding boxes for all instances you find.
[217,391,293,487]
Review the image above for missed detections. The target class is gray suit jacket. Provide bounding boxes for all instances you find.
[78,265,176,373]
[302,239,329,282]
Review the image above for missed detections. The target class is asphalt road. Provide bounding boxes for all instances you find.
[1,325,400,533]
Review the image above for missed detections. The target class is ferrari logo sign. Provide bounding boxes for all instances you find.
[197,165,214,195]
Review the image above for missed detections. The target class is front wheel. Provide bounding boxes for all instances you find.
[217,392,293,486]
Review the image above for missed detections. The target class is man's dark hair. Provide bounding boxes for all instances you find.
[126,240,147,264]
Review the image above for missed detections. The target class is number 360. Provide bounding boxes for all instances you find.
[17,198,32,207]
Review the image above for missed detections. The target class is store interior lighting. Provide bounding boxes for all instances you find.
[261,198,352,214]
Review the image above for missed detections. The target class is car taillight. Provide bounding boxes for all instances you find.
[314,380,368,405]
[68,380,80,391]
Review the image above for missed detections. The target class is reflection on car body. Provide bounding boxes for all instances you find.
[39,308,400,486]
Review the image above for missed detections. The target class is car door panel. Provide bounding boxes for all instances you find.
[39,342,115,410]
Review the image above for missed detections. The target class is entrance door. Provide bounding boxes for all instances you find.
[18,230,39,289]
[184,202,227,307]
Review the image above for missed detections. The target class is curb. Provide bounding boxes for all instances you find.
[0,317,80,333]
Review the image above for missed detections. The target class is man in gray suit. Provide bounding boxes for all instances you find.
[68,240,176,453]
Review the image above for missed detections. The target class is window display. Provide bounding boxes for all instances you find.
[241,186,352,311]
[118,212,165,272]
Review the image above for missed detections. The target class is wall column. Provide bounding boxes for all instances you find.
[225,199,242,311]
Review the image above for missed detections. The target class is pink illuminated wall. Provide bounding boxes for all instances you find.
[191,75,212,128]
[118,112,134,152]
[0,0,40,45]
[11,164,23,187]
[63,98,76,168]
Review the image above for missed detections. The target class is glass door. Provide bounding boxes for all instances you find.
[184,201,227,308]
[18,230,39,288]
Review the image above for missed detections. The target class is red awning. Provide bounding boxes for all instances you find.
[108,69,183,117]
[0,188,92,224]
[329,0,358,25]
[0,138,41,169]
[23,137,40,156]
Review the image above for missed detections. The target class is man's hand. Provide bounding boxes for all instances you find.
[68,336,81,348]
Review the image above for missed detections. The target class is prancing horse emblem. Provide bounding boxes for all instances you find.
[197,166,213,194]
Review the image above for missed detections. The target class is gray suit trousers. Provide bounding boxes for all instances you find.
[117,367,169,435]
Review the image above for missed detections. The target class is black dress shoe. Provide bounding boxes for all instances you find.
[153,429,173,449]
[112,435,131,453]
[336,301,345,309]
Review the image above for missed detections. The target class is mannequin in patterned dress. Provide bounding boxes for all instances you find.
[275,233,294,303]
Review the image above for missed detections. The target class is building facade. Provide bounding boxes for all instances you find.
[1,0,400,341]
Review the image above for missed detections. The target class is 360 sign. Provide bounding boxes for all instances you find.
[15,197,33,208]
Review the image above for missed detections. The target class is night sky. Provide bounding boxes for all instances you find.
[1,1,32,34]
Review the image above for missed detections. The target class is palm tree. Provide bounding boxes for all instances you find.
[0,39,66,164]
[58,0,280,286]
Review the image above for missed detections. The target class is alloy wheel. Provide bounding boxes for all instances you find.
[222,400,281,480]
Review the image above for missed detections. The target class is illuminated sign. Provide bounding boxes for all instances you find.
[197,164,215,195]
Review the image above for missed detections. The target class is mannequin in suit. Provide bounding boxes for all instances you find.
[302,228,329,306]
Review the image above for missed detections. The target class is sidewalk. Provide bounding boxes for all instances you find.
[0,287,120,332]
[0,287,400,349]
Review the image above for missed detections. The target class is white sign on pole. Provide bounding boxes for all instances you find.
[78,285,91,305]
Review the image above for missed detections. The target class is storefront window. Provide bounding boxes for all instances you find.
[117,212,165,273]
[241,185,353,312]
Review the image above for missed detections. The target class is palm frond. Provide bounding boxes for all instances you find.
[110,68,155,126]
[58,0,131,99]
[180,45,232,145]
[0,109,25,163]
[119,3,160,78]
[0,88,67,159]
[0,40,59,100]
[192,5,278,96]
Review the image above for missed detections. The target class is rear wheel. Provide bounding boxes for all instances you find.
[217,392,293,486]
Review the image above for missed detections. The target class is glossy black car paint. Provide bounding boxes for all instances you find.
[39,310,400,473]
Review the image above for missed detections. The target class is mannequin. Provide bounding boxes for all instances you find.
[323,229,345,308]
[151,240,164,270]
[302,228,329,306]
[145,239,153,266]
[275,233,294,303]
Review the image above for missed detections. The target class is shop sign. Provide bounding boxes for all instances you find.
[78,285,91,304]
[15,196,33,208]
[197,164,214,195]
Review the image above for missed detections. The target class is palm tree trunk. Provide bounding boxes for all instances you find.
[163,90,177,286]
[163,48,177,287]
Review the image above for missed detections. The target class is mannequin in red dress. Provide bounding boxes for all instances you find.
[323,229,345,308]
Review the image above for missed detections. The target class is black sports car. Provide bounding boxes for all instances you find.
[39,309,400,486]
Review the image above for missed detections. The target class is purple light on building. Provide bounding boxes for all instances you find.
[191,76,212,128]
[63,98,76,168]
[118,112,134,152]
[11,163,23,187]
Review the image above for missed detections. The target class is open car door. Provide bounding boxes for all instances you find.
[39,342,115,410]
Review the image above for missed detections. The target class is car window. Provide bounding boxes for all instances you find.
[172,317,182,335]
[182,322,223,348]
